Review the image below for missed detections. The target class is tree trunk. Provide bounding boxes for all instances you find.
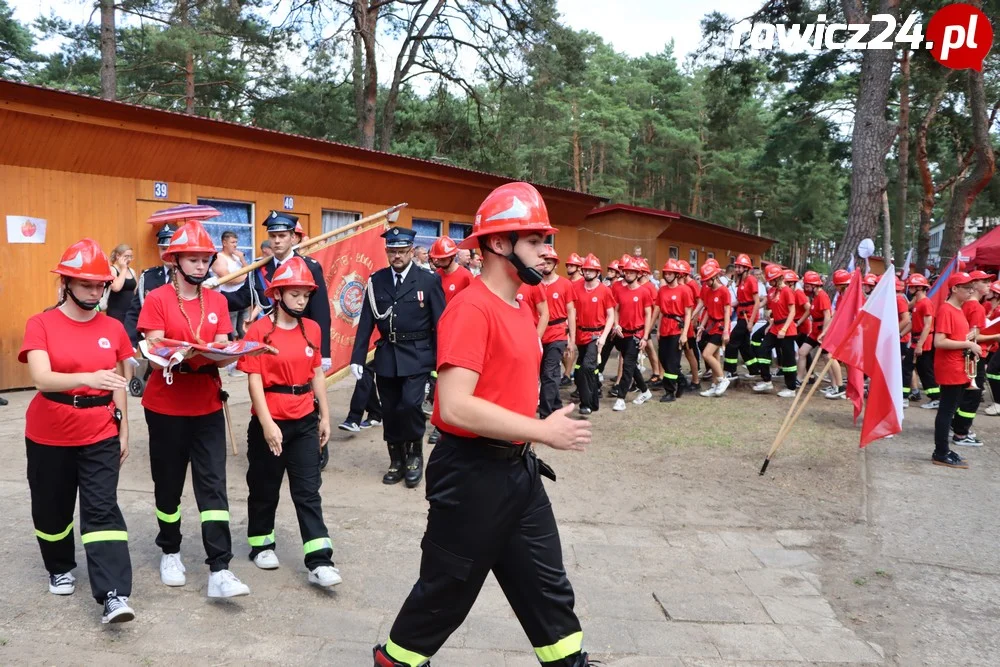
[179,0,195,114]
[352,24,365,145]
[894,48,909,263]
[830,0,899,272]
[882,190,892,271]
[99,0,116,100]
[940,68,997,263]
[353,0,377,150]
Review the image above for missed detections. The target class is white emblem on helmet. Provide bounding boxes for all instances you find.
[208,312,219,324]
[98,337,111,349]
[170,230,188,245]
[274,265,294,282]
[485,196,529,222]
[60,252,84,269]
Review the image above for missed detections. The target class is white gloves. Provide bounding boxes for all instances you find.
[321,357,333,372]
[350,363,364,380]
[202,276,220,289]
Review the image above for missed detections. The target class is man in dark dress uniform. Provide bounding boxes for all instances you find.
[350,226,446,488]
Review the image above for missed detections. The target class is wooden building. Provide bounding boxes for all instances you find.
[576,205,775,273]
[0,80,604,389]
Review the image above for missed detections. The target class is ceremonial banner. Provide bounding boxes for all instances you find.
[140,338,273,380]
[309,223,388,377]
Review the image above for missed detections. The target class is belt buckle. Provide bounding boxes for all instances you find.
[72,395,82,408]
[389,330,397,343]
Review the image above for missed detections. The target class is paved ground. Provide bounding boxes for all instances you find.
[0,369,996,666]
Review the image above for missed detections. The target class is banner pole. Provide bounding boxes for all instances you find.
[760,356,836,475]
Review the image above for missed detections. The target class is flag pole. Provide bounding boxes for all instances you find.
[775,348,827,441]
[760,356,837,475]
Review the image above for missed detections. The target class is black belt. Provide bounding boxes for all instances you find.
[622,326,643,335]
[42,392,113,408]
[737,301,754,307]
[387,330,430,343]
[175,363,220,376]
[580,326,604,332]
[438,433,529,460]
[772,318,787,325]
[264,383,313,395]
[547,317,567,326]
[664,314,684,323]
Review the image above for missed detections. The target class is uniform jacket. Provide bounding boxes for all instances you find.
[350,263,445,378]
[250,252,332,357]
[124,265,171,346]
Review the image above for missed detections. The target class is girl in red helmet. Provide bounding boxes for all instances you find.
[785,271,810,369]
[610,256,654,411]
[238,256,338,588]
[753,265,798,397]
[696,262,732,397]
[19,239,135,624]
[538,245,577,418]
[862,273,877,298]
[904,273,939,408]
[137,220,250,599]
[598,254,632,385]
[723,254,761,380]
[796,270,831,387]
[637,259,663,385]
[653,259,695,402]
[573,254,616,414]
[820,270,852,399]
[951,271,997,447]
[374,182,593,667]
[676,259,702,392]
[982,281,1000,415]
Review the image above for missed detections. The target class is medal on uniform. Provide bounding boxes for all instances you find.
[418,290,424,308]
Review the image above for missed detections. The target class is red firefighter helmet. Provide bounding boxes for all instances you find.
[906,273,929,289]
[764,264,785,282]
[803,270,823,286]
[620,254,632,267]
[677,259,692,275]
[990,280,1000,297]
[264,256,317,299]
[608,260,620,272]
[784,269,800,283]
[704,257,720,269]
[429,236,459,259]
[735,253,753,269]
[894,277,905,292]
[293,221,306,238]
[461,182,556,250]
[52,238,114,282]
[638,258,651,274]
[565,251,582,266]
[700,262,721,281]
[162,221,217,262]
[863,273,878,287]
[833,269,852,286]
[621,256,641,273]
[581,253,601,271]
[540,244,559,261]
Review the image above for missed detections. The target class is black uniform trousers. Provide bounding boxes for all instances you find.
[935,384,966,457]
[26,436,132,602]
[914,348,940,398]
[347,361,382,424]
[900,343,915,398]
[596,335,618,376]
[539,341,567,418]
[987,350,1000,404]
[614,336,647,397]
[574,341,600,411]
[384,437,583,666]
[953,355,987,436]
[377,373,429,443]
[723,319,755,375]
[145,409,233,571]
[749,324,767,374]
[759,333,797,390]
[246,413,333,569]
[658,334,683,395]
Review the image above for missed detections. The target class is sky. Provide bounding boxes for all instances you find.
[9,0,753,64]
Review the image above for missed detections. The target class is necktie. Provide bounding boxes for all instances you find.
[395,272,402,292]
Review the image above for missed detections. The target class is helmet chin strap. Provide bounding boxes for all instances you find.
[278,298,307,319]
[176,254,215,286]
[66,283,103,311]
[485,232,543,286]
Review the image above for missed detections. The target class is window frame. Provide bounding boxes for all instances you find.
[196,197,255,256]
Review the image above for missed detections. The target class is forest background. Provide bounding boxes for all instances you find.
[1,0,998,274]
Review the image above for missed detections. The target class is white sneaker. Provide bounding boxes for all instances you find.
[902,399,910,409]
[753,381,774,393]
[777,388,797,398]
[253,550,280,570]
[701,369,713,379]
[632,389,653,405]
[715,377,731,396]
[207,569,250,598]
[699,384,718,397]
[984,402,1000,416]
[308,566,343,588]
[920,399,939,409]
[160,553,186,587]
[48,572,76,595]
[613,398,626,411]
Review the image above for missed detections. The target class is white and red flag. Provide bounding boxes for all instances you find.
[830,268,904,446]
[821,270,865,422]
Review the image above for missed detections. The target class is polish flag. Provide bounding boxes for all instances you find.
[831,268,904,446]
[821,270,865,422]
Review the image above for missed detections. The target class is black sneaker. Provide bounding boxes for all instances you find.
[579,407,592,416]
[660,393,675,403]
[560,376,572,387]
[648,378,663,387]
[359,420,374,429]
[101,591,134,624]
[932,451,969,469]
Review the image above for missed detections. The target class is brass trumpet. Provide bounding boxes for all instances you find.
[966,326,980,390]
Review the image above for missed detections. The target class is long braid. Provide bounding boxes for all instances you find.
[45,278,69,312]
[171,270,205,344]
[298,316,319,352]
[263,312,279,346]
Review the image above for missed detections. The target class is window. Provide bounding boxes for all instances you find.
[198,198,253,255]
[448,223,472,241]
[707,251,715,260]
[669,246,679,260]
[322,209,362,240]
[689,249,698,265]
[411,218,442,250]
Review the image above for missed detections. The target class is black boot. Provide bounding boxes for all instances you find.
[382,443,405,485]
[404,441,424,488]
[428,427,441,445]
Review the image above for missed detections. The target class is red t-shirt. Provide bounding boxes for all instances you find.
[699,284,731,335]
[437,266,474,305]
[610,280,629,306]
[641,280,657,305]
[616,283,653,334]
[934,301,970,386]
[432,279,542,440]
[137,284,233,416]
[982,302,1000,354]
[19,309,133,446]
[515,283,546,327]
[573,282,615,345]
[735,275,759,320]
[768,286,798,336]
[896,294,911,344]
[794,290,811,338]
[540,276,576,344]
[238,317,321,420]
[656,283,695,336]
[910,297,935,351]
[685,280,701,338]
[809,289,832,339]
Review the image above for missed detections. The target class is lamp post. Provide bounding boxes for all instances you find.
[753,209,764,238]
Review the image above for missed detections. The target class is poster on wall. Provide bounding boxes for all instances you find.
[7,216,47,244]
